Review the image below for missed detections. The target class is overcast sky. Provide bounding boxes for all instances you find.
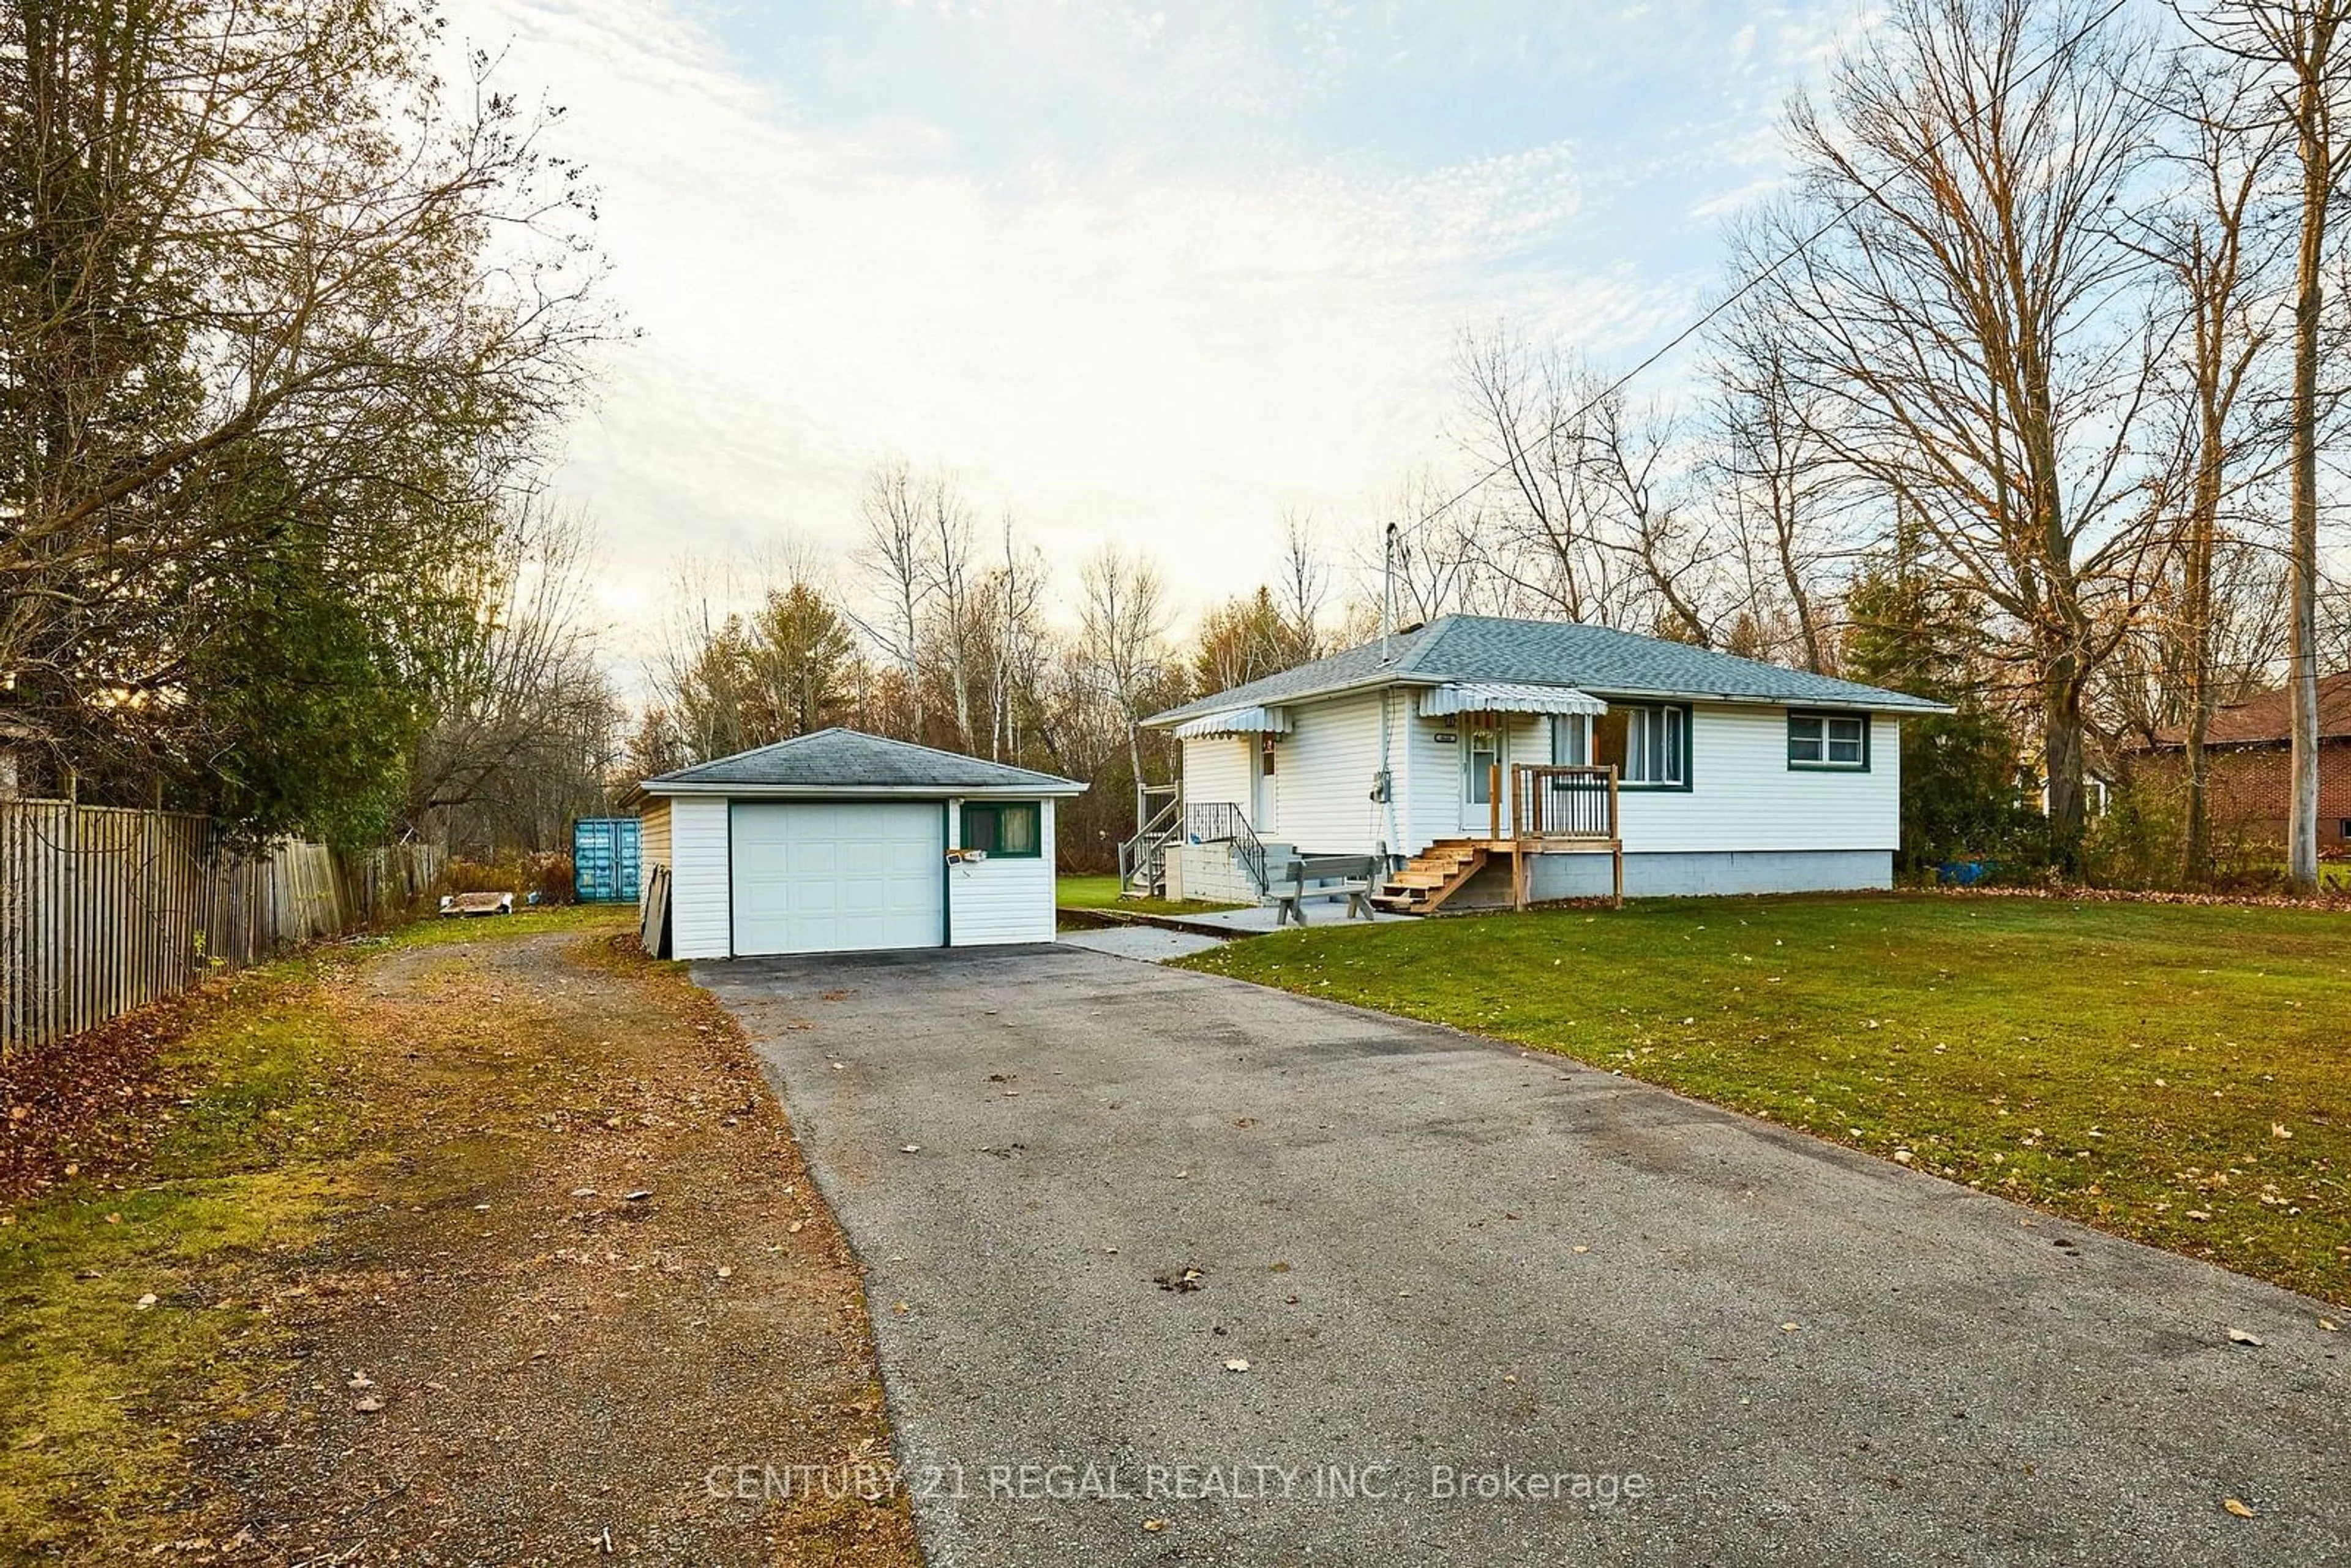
[445,0,1867,666]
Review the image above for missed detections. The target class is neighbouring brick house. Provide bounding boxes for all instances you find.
[2127,673,2351,856]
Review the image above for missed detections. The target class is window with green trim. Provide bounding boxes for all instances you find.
[1788,711,1869,770]
[1595,703,1690,789]
[961,801,1041,857]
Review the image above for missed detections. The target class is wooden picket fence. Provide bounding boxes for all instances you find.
[0,799,443,1052]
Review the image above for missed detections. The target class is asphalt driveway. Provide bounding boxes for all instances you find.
[697,943,2350,1567]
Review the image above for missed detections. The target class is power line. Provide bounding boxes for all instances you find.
[1409,0,2139,536]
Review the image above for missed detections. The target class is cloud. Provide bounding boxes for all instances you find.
[448,0,1807,683]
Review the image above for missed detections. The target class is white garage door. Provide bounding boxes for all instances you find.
[729,801,944,956]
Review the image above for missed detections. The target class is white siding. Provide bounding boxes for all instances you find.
[1396,696,1544,850]
[1188,691,1903,866]
[1182,737,1253,820]
[667,797,733,959]
[1614,707,1899,853]
[637,800,672,909]
[1390,701,1898,858]
[948,798,1058,945]
[1268,690,1387,853]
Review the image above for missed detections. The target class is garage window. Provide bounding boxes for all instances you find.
[961,801,1041,858]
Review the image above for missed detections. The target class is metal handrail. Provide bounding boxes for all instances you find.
[1510,765,1619,841]
[1182,801,1270,893]
[1117,790,1183,894]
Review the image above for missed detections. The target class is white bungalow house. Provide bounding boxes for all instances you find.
[1134,615,1949,910]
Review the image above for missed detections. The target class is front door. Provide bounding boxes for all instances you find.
[1252,734,1278,838]
[1460,722,1502,836]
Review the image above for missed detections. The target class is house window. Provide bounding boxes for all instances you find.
[1596,703,1689,788]
[1550,714,1589,766]
[961,801,1041,858]
[1260,734,1277,776]
[1788,711,1869,770]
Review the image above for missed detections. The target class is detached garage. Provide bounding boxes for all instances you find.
[634,728,1082,959]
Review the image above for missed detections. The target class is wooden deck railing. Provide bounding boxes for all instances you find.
[1509,764,1619,842]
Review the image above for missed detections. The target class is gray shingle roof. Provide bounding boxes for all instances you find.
[1145,614,1950,725]
[643,728,1084,793]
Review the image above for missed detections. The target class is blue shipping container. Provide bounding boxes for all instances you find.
[573,817,642,903]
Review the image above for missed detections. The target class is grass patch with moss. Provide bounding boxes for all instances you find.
[0,958,369,1556]
[1179,893,2351,1304]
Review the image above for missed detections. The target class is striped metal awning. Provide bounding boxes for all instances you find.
[1171,705,1294,740]
[1419,682,1607,718]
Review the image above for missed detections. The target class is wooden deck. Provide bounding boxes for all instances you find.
[1373,764,1624,913]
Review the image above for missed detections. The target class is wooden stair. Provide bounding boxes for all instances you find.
[1369,841,1488,913]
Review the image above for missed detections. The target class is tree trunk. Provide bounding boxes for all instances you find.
[2183,391,2224,884]
[2042,648,2088,868]
[2286,41,2330,893]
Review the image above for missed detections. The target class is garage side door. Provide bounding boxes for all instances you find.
[730,801,944,956]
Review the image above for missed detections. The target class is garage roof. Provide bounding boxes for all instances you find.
[640,727,1085,798]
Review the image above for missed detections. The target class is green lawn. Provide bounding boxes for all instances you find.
[1057,874,1247,918]
[1179,893,2351,1305]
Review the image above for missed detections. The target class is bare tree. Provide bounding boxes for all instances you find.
[1363,470,1514,628]
[2117,51,2293,877]
[1705,297,1858,673]
[1275,507,1331,660]
[923,476,980,749]
[1583,396,1718,646]
[1076,546,1172,795]
[2184,0,2351,888]
[852,458,931,730]
[983,516,1052,760]
[408,503,621,852]
[1749,0,2166,864]
[1454,325,1625,624]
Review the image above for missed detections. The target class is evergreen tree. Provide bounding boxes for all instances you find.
[1842,520,2041,879]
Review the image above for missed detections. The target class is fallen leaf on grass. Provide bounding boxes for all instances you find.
[1779,1322,1800,1333]
[1142,1519,1169,1533]
[715,1266,732,1280]
[353,1394,385,1413]
[2320,1318,2339,1334]
[134,1293,157,1311]
[2222,1498,2254,1519]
